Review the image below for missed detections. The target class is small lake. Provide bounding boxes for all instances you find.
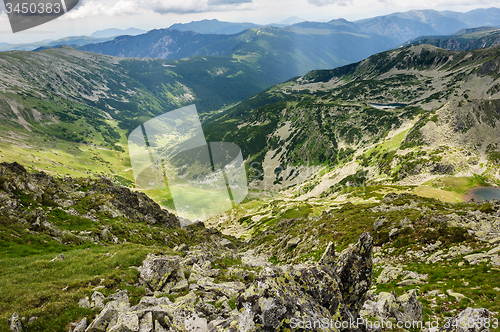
[466,187,500,202]
[368,103,408,110]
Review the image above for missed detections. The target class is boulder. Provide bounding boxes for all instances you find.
[373,217,388,231]
[27,317,38,326]
[78,296,91,309]
[389,228,400,239]
[361,290,423,325]
[431,163,454,175]
[219,238,235,250]
[51,253,65,262]
[72,318,87,332]
[463,253,490,265]
[107,312,140,332]
[396,290,423,323]
[138,312,153,332]
[197,279,245,298]
[86,291,131,332]
[487,245,500,255]
[225,267,254,281]
[91,291,106,309]
[171,279,189,292]
[446,289,468,301]
[377,265,403,284]
[188,263,211,284]
[438,307,493,332]
[286,237,301,248]
[399,217,412,228]
[138,254,180,291]
[9,313,22,332]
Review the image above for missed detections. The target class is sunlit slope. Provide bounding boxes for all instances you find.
[0,47,283,180]
[204,44,500,189]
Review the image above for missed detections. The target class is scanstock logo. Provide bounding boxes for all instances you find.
[128,105,248,224]
[3,0,79,33]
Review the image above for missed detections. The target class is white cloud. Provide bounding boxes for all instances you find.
[63,0,254,19]
[307,0,352,6]
[64,0,146,19]
[145,0,254,14]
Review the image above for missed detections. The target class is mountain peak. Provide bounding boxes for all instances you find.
[90,27,146,38]
[453,26,499,36]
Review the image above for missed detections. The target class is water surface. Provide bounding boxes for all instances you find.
[466,187,500,202]
[368,103,408,110]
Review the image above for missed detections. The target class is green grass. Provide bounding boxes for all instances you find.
[424,175,491,195]
[0,242,172,332]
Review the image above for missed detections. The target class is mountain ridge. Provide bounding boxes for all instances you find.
[403,27,500,51]
[77,25,394,79]
[204,44,500,190]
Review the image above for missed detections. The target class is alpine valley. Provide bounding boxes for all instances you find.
[1,10,500,332]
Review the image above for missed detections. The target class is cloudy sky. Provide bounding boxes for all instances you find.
[0,0,497,43]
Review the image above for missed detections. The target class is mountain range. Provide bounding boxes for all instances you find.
[90,27,146,38]
[168,19,261,35]
[204,43,500,190]
[0,36,115,52]
[404,26,500,50]
[77,24,394,80]
[355,7,500,43]
[0,45,297,190]
[1,43,499,195]
[0,29,147,53]
[3,7,500,60]
[69,8,500,84]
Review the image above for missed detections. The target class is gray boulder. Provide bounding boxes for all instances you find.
[91,291,106,309]
[439,307,494,332]
[361,290,423,326]
[72,318,87,332]
[138,312,153,332]
[373,216,388,231]
[138,254,180,291]
[86,292,131,332]
[210,265,343,331]
[9,313,22,332]
[107,312,140,332]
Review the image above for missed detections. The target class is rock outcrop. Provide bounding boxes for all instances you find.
[361,290,423,326]
[438,307,494,332]
[333,232,373,314]
[86,232,375,331]
[9,313,22,332]
[0,162,179,229]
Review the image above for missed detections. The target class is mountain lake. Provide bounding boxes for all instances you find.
[465,187,500,201]
[368,103,408,109]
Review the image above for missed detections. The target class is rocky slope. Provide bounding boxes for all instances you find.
[0,162,179,245]
[76,233,376,332]
[404,27,500,51]
[204,44,500,190]
[2,163,500,332]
